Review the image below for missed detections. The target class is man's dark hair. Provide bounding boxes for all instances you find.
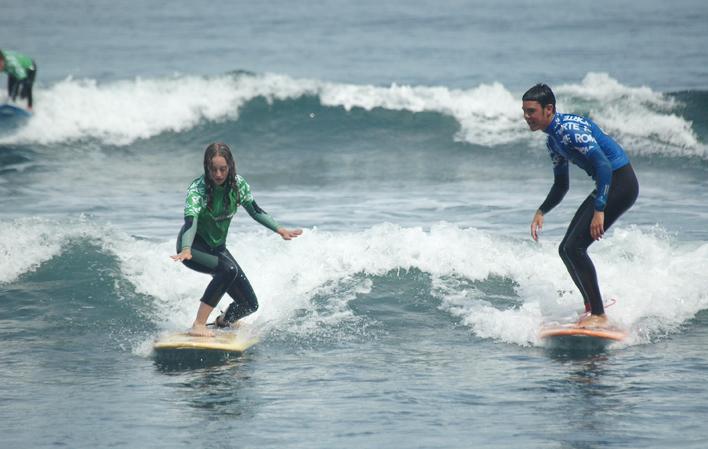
[522,83,556,111]
[0,50,5,61]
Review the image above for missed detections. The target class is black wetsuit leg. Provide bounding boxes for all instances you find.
[220,248,259,323]
[7,63,35,108]
[558,164,639,315]
[176,229,259,323]
[20,64,36,108]
[8,75,19,101]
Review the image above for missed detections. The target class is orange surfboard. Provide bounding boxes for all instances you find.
[539,324,627,342]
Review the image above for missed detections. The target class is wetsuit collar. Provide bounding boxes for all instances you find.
[543,112,560,134]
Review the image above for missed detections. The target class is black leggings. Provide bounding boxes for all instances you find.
[559,164,639,315]
[8,63,36,108]
[176,231,258,324]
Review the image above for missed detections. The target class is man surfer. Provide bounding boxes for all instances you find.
[171,142,302,337]
[522,83,639,328]
[0,50,36,110]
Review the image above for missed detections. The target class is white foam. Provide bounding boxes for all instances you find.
[104,222,708,347]
[434,225,708,346]
[0,216,101,283]
[319,80,526,146]
[3,72,703,158]
[5,218,705,348]
[556,73,703,157]
[1,75,257,145]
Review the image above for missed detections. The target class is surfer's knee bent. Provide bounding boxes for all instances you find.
[223,298,258,323]
[218,257,240,282]
[558,241,572,265]
[559,238,587,264]
[200,294,220,308]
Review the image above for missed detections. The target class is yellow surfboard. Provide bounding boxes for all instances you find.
[153,331,259,353]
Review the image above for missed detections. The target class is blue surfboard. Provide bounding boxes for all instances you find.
[0,103,32,118]
[0,103,32,131]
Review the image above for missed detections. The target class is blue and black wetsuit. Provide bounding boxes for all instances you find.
[540,112,639,315]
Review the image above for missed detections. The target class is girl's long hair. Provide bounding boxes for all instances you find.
[203,142,239,211]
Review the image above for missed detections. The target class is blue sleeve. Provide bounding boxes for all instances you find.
[587,149,613,211]
[570,123,613,211]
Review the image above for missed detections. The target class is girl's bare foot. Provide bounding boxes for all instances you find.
[188,322,215,337]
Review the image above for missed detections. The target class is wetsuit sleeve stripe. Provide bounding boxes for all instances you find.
[587,150,613,211]
[242,200,281,232]
[180,216,198,251]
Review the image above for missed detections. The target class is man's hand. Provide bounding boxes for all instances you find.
[531,210,544,241]
[590,211,605,240]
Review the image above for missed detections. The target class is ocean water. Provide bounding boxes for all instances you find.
[1,1,707,448]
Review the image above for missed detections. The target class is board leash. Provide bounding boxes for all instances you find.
[577,298,617,323]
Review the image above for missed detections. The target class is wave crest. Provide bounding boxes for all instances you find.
[1,72,704,159]
[4,218,705,347]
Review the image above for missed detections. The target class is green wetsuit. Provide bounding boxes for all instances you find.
[180,174,280,251]
[1,50,36,108]
[1,50,35,80]
[176,174,281,323]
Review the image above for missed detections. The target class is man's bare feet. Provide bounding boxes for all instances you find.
[188,322,215,337]
[577,314,609,329]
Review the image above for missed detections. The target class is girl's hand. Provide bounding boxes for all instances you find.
[171,248,192,261]
[277,228,303,240]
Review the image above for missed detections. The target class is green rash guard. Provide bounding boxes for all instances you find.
[1,50,35,80]
[180,174,281,251]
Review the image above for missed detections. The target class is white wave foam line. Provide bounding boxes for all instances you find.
[0,216,106,284]
[3,217,705,347]
[1,75,266,145]
[591,228,708,341]
[319,80,526,146]
[435,225,708,347]
[0,73,522,147]
[3,72,702,158]
[105,236,207,331]
[556,73,704,157]
[104,222,708,347]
